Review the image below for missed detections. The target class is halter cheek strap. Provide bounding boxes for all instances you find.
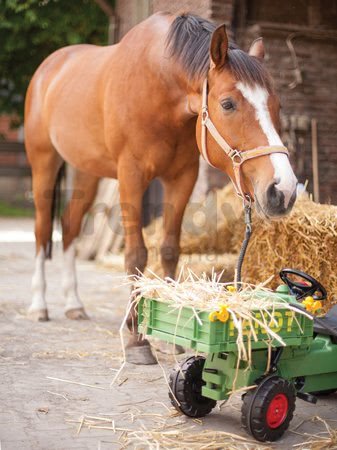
[200,78,289,202]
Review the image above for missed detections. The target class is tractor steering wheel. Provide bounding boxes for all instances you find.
[279,268,327,301]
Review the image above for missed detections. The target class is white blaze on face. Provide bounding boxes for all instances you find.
[236,82,297,207]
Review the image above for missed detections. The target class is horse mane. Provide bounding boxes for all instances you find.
[166,13,272,91]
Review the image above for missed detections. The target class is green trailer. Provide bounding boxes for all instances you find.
[138,269,337,442]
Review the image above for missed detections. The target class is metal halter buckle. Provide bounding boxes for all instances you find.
[243,194,252,208]
[201,107,209,124]
[228,149,242,164]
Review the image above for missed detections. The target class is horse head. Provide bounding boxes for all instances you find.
[195,25,297,218]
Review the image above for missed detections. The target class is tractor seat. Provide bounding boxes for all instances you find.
[313,305,337,340]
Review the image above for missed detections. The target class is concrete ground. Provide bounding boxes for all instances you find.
[0,218,336,450]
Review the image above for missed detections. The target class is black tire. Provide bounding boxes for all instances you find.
[241,376,296,442]
[168,355,216,417]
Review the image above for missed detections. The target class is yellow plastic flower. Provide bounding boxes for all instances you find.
[312,300,322,313]
[227,285,236,293]
[209,311,218,322]
[218,304,229,322]
[303,296,322,314]
[209,304,229,323]
[303,296,314,311]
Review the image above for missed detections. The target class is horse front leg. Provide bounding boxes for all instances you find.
[118,163,156,365]
[157,163,199,355]
[161,163,199,279]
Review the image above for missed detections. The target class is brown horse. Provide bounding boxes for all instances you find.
[24,13,297,364]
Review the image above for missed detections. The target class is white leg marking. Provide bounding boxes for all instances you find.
[236,82,298,207]
[62,241,84,311]
[30,248,47,312]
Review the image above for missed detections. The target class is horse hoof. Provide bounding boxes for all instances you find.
[125,344,157,365]
[174,344,185,355]
[27,309,49,322]
[151,339,185,355]
[65,308,90,320]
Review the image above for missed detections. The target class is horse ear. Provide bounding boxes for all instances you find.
[248,37,265,60]
[210,24,228,68]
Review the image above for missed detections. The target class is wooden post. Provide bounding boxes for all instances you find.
[93,0,117,44]
[311,118,320,203]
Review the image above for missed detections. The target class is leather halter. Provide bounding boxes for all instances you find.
[201,78,289,202]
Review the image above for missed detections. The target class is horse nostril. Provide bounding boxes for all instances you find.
[267,182,278,201]
[266,182,285,212]
[274,177,281,186]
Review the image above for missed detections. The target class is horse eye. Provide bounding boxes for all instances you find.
[221,99,236,111]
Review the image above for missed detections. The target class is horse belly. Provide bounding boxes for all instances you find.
[52,138,118,178]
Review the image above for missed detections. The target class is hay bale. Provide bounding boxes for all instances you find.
[144,183,241,255]
[147,252,237,281]
[146,182,337,307]
[144,184,240,279]
[180,184,242,254]
[232,198,337,306]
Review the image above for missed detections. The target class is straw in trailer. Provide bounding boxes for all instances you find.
[134,267,337,443]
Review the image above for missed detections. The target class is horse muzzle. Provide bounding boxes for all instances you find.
[256,180,298,218]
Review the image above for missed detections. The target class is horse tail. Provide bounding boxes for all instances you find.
[46,163,65,259]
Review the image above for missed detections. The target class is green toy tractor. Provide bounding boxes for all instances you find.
[138,269,337,442]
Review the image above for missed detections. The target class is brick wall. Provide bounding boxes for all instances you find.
[209,0,234,25]
[0,139,31,205]
[263,33,336,203]
[235,0,337,203]
[115,0,134,38]
[116,0,234,36]
[116,0,212,38]
[0,116,19,141]
[0,141,30,175]
[152,0,210,17]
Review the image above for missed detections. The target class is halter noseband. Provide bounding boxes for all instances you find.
[201,78,289,203]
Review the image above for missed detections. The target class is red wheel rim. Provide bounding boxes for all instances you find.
[266,394,289,429]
